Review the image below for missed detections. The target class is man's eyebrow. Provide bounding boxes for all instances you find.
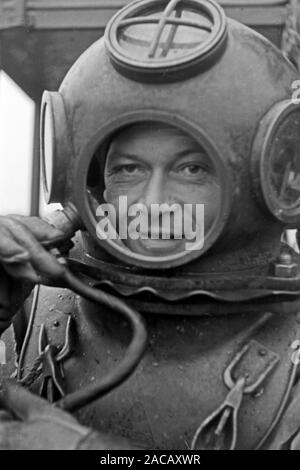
[175,148,210,160]
[106,151,142,162]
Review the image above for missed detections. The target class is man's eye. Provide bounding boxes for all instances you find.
[176,164,209,177]
[113,164,143,176]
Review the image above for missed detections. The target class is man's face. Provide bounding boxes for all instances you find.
[104,124,220,257]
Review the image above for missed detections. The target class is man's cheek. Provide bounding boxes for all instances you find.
[185,184,211,203]
[203,197,220,231]
[173,182,212,205]
[105,181,141,200]
[104,188,126,205]
[108,190,142,209]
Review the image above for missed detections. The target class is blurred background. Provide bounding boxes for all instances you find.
[0,70,34,214]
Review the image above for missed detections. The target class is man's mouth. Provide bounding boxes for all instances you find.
[133,233,185,254]
[138,230,185,240]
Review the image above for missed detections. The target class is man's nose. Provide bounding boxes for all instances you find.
[140,171,170,207]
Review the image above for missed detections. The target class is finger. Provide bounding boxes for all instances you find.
[0,381,78,425]
[4,262,41,284]
[3,219,66,279]
[6,215,65,243]
[0,227,30,264]
[0,227,45,283]
[0,410,13,422]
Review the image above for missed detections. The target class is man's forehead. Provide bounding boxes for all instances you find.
[107,123,200,156]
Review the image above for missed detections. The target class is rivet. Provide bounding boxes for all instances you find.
[253,388,264,398]
[259,349,267,357]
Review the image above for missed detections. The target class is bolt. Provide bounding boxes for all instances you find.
[273,252,298,278]
[278,252,292,266]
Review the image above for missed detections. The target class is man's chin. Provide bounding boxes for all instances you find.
[125,238,187,257]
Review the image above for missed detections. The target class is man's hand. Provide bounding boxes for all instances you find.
[0,215,68,333]
[0,381,137,450]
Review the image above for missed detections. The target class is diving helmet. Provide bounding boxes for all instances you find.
[39,0,300,310]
